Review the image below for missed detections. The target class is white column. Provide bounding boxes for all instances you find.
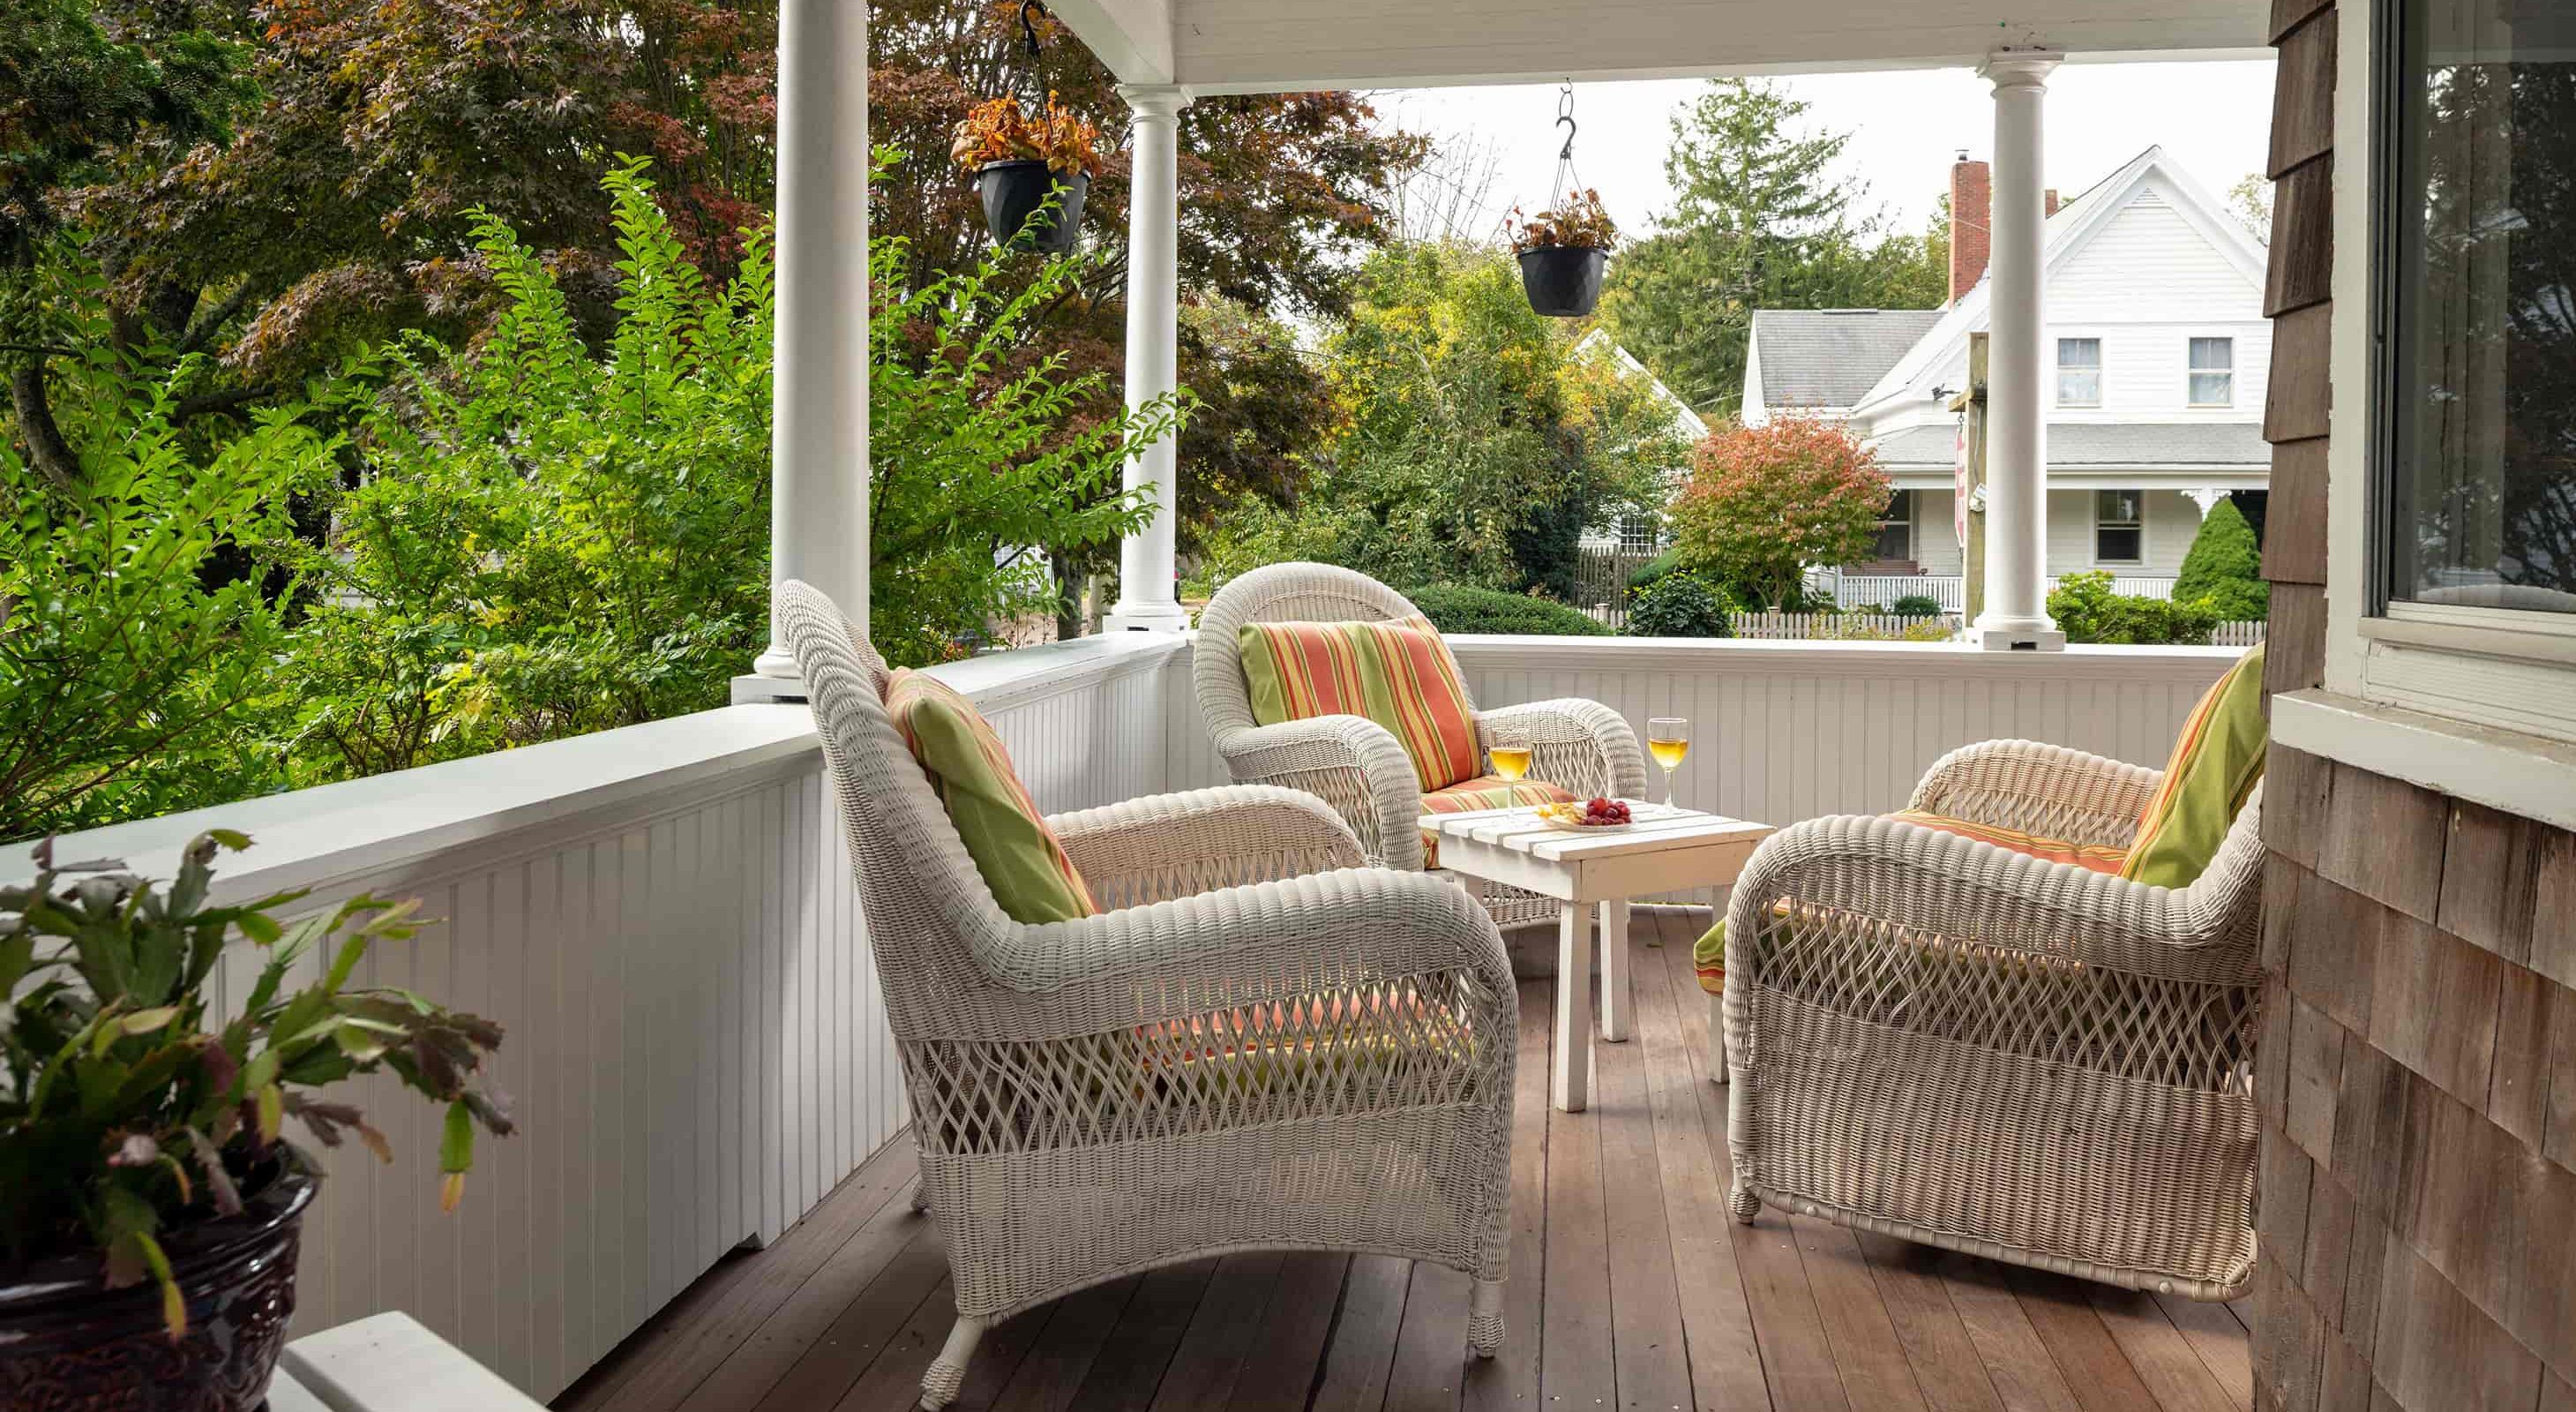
[1105,85,1193,634]
[1973,49,2065,651]
[750,0,871,682]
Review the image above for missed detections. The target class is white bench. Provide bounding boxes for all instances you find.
[266,1313,545,1412]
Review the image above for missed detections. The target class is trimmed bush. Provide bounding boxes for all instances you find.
[1406,583,1614,636]
[1891,593,1944,618]
[2172,499,2270,621]
[2048,571,2222,645]
[1626,574,1735,637]
[1627,550,1684,590]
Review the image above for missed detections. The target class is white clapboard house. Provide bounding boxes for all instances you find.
[1742,146,2272,609]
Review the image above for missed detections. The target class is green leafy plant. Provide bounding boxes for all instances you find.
[1626,573,1735,637]
[1890,593,1944,618]
[1404,584,1612,636]
[2048,571,2223,645]
[1,311,341,842]
[2171,499,2270,622]
[1508,188,1618,253]
[1,832,513,1336]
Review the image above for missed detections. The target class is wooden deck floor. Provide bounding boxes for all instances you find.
[558,906,2251,1412]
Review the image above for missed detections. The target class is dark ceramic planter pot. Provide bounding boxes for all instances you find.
[977,161,1089,253]
[1517,244,1608,318]
[0,1151,318,1412]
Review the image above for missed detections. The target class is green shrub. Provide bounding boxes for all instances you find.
[1891,593,1944,618]
[2048,571,2222,645]
[1626,573,1735,637]
[1627,550,1684,590]
[1405,584,1614,636]
[2172,499,2269,622]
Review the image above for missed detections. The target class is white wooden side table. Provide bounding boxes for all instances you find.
[264,1311,546,1411]
[1420,803,1772,1111]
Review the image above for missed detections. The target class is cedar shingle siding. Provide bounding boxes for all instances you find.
[2253,4,2576,1406]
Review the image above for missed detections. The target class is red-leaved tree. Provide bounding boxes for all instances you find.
[1667,414,1890,609]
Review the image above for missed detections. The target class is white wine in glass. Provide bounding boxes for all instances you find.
[1489,734,1532,781]
[1647,717,1689,807]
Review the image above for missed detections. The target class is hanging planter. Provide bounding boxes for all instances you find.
[1507,86,1619,319]
[952,4,1103,253]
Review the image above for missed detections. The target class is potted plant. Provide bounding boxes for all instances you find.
[952,92,1104,253]
[1509,188,1617,318]
[0,832,513,1411]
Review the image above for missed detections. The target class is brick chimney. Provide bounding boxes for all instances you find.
[2046,188,2060,217]
[1949,156,1991,303]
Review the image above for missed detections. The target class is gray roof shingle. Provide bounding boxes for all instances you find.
[1868,421,2274,467]
[1750,310,1947,409]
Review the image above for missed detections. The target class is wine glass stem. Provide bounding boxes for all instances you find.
[1663,768,1677,807]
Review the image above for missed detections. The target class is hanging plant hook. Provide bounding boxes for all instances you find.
[1555,80,1577,162]
[1020,0,1047,61]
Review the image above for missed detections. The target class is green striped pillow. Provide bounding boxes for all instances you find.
[885,669,1097,924]
[2120,645,2266,889]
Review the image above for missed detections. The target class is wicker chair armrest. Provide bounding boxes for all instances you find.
[1907,740,2162,849]
[968,867,1513,1031]
[1047,785,1367,909]
[1722,814,2258,988]
[1212,715,1424,869]
[1475,699,1649,800]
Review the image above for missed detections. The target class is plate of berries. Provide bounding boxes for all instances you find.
[1534,798,1636,831]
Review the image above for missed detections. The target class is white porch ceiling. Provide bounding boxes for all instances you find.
[1052,0,2270,93]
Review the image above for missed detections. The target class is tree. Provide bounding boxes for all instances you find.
[1203,244,1682,597]
[1667,414,1888,610]
[2172,498,2271,621]
[2227,174,2273,240]
[1597,79,1944,419]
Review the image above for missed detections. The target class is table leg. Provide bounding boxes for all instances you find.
[1598,899,1629,1042]
[1554,901,1592,1111]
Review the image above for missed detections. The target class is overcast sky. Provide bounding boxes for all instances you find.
[1370,60,2278,243]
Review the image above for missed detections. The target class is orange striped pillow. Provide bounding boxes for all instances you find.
[1238,616,1480,792]
[1419,775,1576,867]
[885,669,1097,923]
[1887,809,2130,875]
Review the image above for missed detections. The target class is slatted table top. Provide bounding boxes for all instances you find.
[1419,802,1775,867]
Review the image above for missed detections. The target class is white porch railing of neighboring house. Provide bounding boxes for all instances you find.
[0,633,2239,1403]
[1823,572,2182,610]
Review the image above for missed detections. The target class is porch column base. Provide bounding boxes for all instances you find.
[1104,600,1194,634]
[732,672,809,704]
[1970,620,2068,651]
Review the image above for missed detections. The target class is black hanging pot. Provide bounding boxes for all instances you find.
[978,161,1089,253]
[0,1148,318,1412]
[1518,244,1607,318]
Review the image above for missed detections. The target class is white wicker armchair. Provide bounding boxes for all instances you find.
[1722,739,2265,1301]
[1194,563,1648,919]
[775,582,1519,1409]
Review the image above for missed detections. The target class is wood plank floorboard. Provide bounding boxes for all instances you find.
[555,907,2246,1412]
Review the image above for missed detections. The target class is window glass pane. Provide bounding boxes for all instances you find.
[2095,490,2143,563]
[2190,372,2235,406]
[2057,338,2102,406]
[2189,337,2233,371]
[2384,0,2576,613]
[1870,490,1912,562]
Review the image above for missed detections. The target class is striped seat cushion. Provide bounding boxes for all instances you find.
[1418,776,1576,868]
[1237,616,1480,793]
[885,668,1097,924]
[2120,645,2265,888]
[1886,809,2130,875]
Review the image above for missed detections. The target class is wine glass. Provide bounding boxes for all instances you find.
[1646,717,1689,807]
[1489,731,1532,783]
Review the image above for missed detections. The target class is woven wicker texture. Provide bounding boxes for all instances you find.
[1195,563,1647,930]
[1722,739,2264,1302]
[777,582,1520,1408]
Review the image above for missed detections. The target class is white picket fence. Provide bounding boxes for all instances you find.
[2212,620,2268,647]
[1822,573,2184,610]
[1727,612,1962,640]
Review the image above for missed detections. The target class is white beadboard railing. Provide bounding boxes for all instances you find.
[2,628,2237,1401]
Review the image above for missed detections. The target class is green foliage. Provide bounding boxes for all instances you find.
[2048,572,2222,645]
[1626,573,1736,638]
[1627,550,1684,590]
[1890,593,1945,618]
[2172,499,2270,622]
[1669,415,1889,612]
[1205,243,1683,596]
[1598,79,1947,418]
[870,174,1175,666]
[288,160,775,780]
[2,832,512,1332]
[0,319,339,842]
[1404,584,1614,636]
